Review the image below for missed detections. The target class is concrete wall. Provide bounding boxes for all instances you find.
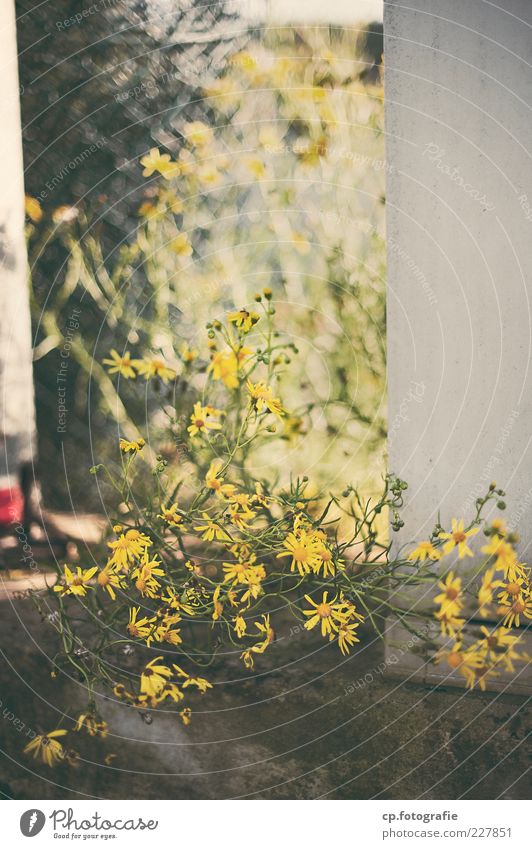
[0,0,36,475]
[385,0,532,554]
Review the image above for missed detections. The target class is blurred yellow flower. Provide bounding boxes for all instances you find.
[140,148,179,179]
[184,121,213,147]
[103,349,137,379]
[120,437,145,454]
[133,356,176,383]
[408,541,442,562]
[25,195,43,222]
[169,233,193,257]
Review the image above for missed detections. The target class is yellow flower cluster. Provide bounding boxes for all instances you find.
[424,515,531,689]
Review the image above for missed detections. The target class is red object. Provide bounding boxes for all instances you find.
[0,484,24,525]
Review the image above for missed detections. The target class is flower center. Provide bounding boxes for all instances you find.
[506,582,521,596]
[447,651,462,668]
[316,603,332,618]
[512,600,525,613]
[71,576,84,586]
[452,531,467,544]
[487,635,498,648]
[446,587,459,600]
[195,418,205,428]
[292,546,309,562]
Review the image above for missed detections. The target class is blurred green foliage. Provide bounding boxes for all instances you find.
[24,21,386,511]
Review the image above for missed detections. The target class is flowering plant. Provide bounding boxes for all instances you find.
[25,299,530,768]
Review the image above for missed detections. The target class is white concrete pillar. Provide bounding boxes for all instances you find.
[0,0,36,490]
[385,0,532,555]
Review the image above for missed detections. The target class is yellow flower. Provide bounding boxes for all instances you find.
[120,437,145,454]
[291,231,311,254]
[196,164,222,185]
[229,509,254,532]
[253,614,275,651]
[133,356,176,383]
[24,729,68,767]
[205,459,235,498]
[182,675,213,694]
[277,530,321,576]
[246,380,284,418]
[208,349,248,389]
[103,349,137,379]
[54,565,98,597]
[158,502,183,527]
[107,529,152,571]
[433,571,463,616]
[496,578,529,606]
[140,657,172,697]
[283,414,306,441]
[233,613,247,638]
[127,607,157,642]
[154,620,183,646]
[312,541,342,578]
[258,125,282,148]
[140,148,179,179]
[25,195,43,222]
[477,567,497,617]
[245,157,266,179]
[228,309,260,333]
[303,591,348,638]
[212,585,224,621]
[223,558,256,585]
[158,188,183,214]
[194,513,231,542]
[74,713,108,738]
[408,541,442,562]
[439,518,479,558]
[474,626,522,671]
[184,120,213,147]
[497,593,532,628]
[97,565,124,601]
[160,587,196,616]
[481,537,521,580]
[436,610,465,637]
[187,402,222,438]
[230,51,259,73]
[490,518,508,537]
[180,343,198,363]
[169,233,193,257]
[437,642,484,689]
[132,555,165,598]
[241,648,254,669]
[180,707,192,725]
[336,621,361,655]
